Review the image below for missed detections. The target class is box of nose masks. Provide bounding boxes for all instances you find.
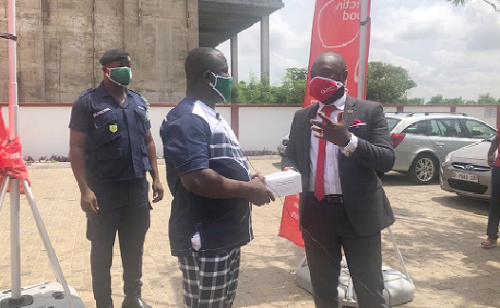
[264,170,302,198]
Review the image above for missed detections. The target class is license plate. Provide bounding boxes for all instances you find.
[452,171,478,182]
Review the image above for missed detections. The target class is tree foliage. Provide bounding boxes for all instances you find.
[231,68,307,105]
[366,62,417,104]
[447,0,500,11]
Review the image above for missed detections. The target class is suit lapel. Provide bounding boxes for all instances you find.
[303,103,319,160]
[338,96,357,169]
[342,96,357,129]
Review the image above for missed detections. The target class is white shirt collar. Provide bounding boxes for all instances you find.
[196,100,218,117]
[318,93,347,112]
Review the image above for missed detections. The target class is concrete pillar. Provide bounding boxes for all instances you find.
[260,15,270,85]
[230,34,238,83]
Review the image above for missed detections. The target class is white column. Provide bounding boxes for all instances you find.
[230,34,239,83]
[260,15,270,85]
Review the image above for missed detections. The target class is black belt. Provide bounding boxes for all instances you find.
[322,194,344,204]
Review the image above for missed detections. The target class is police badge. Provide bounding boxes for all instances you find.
[109,123,118,133]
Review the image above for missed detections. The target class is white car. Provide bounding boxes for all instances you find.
[386,112,496,184]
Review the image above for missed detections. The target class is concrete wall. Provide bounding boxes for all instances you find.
[1,104,498,159]
[0,0,198,103]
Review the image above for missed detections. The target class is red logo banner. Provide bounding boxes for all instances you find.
[303,0,371,107]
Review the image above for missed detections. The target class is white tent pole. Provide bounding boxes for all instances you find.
[8,0,22,300]
[357,0,369,99]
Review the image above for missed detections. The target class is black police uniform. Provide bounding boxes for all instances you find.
[69,82,152,308]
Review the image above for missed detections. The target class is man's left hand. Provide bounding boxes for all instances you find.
[152,180,164,203]
[311,111,351,147]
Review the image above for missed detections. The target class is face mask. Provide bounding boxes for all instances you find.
[309,77,345,103]
[209,72,233,102]
[106,67,133,86]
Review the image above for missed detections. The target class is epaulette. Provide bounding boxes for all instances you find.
[78,88,96,98]
[129,89,150,112]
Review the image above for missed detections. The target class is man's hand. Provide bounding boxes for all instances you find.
[152,180,164,203]
[251,173,265,180]
[81,189,99,214]
[311,111,351,147]
[488,153,496,167]
[246,177,276,206]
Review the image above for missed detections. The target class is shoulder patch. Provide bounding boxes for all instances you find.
[78,88,96,99]
[129,90,150,112]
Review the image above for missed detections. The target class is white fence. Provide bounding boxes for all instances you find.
[0,104,498,159]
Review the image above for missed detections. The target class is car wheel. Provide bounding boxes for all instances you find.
[409,153,439,184]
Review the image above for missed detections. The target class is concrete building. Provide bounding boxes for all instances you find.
[0,0,283,103]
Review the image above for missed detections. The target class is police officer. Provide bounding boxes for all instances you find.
[69,49,164,308]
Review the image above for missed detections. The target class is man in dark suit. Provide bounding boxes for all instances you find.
[282,51,395,308]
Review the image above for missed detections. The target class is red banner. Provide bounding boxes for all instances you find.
[278,194,305,247]
[303,0,371,107]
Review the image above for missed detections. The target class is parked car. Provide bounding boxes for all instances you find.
[440,135,494,200]
[386,112,496,184]
[278,134,289,156]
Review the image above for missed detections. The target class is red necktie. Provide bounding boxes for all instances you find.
[314,105,337,201]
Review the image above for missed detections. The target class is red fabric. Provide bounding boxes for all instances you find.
[303,0,371,107]
[278,194,305,247]
[0,114,30,194]
[309,77,342,102]
[314,105,336,201]
[351,119,363,126]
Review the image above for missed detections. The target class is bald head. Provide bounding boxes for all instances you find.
[310,51,348,83]
[185,47,228,86]
[184,47,230,105]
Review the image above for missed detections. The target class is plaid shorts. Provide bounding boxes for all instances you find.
[178,248,241,308]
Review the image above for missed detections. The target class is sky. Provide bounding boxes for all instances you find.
[218,0,500,101]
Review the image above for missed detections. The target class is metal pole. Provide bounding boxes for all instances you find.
[22,180,77,308]
[388,227,413,283]
[0,177,9,215]
[357,0,369,99]
[8,0,22,300]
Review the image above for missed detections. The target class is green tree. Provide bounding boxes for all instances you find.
[447,0,500,11]
[477,93,498,105]
[275,68,307,105]
[396,97,424,105]
[232,68,306,105]
[427,94,444,105]
[443,97,465,105]
[366,62,417,104]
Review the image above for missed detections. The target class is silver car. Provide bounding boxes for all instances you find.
[440,136,494,200]
[386,113,496,184]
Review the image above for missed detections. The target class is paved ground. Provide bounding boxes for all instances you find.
[0,156,499,308]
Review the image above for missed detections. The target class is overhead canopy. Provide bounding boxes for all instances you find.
[199,0,284,47]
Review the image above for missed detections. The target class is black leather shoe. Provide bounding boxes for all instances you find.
[121,297,152,308]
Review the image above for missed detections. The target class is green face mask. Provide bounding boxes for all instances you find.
[107,67,133,86]
[209,72,233,102]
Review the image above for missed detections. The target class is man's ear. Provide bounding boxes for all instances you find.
[342,70,348,83]
[102,66,108,73]
[203,70,215,86]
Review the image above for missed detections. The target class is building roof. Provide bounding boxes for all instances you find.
[199,0,284,47]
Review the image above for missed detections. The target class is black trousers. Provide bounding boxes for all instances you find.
[87,178,151,308]
[487,166,500,240]
[302,192,387,308]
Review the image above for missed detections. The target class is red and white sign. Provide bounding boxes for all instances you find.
[303,0,371,107]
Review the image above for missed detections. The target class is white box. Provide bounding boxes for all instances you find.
[264,170,302,198]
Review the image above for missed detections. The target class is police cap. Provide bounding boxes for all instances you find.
[99,49,131,65]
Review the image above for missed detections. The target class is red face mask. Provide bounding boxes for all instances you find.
[309,77,345,103]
